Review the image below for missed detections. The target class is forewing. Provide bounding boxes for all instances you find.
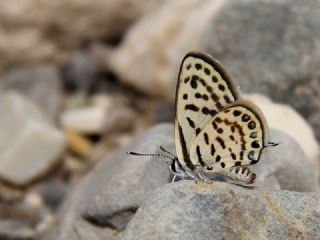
[189,101,268,172]
[175,52,240,168]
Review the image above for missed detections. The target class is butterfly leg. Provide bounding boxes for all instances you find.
[194,166,212,183]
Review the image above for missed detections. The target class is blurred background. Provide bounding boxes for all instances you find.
[0,0,320,239]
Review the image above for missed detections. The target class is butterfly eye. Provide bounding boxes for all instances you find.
[206,166,213,171]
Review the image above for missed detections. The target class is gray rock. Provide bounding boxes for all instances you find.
[202,0,320,141]
[44,124,173,240]
[121,181,320,240]
[0,220,34,240]
[41,181,71,210]
[63,50,98,92]
[0,64,63,121]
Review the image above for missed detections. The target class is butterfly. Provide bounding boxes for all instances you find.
[128,51,278,184]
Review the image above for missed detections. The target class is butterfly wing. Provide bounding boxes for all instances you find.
[189,100,268,173]
[175,51,240,170]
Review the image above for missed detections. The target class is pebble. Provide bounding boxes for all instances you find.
[0,92,66,186]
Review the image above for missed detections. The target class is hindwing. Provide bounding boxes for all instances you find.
[189,101,268,172]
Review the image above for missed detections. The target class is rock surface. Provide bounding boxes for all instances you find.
[0,220,35,240]
[44,124,173,240]
[0,64,63,121]
[0,0,163,72]
[44,123,319,239]
[0,91,66,186]
[121,181,320,240]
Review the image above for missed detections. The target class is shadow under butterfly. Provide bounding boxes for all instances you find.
[128,51,278,185]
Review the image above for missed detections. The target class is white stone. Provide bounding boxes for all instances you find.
[246,94,319,172]
[61,107,107,134]
[0,91,66,185]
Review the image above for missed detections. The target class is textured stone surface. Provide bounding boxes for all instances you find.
[121,181,320,240]
[44,124,173,240]
[0,0,163,72]
[0,220,35,240]
[0,64,63,121]
[0,91,66,186]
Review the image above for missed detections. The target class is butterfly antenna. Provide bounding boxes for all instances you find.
[159,146,177,159]
[263,141,279,148]
[126,151,175,161]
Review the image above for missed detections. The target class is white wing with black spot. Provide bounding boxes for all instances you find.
[189,101,268,173]
[175,52,240,169]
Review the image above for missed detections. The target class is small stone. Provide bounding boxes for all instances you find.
[41,181,70,210]
[0,220,35,240]
[65,130,93,157]
[0,91,66,186]
[62,50,98,91]
[61,106,107,134]
[0,64,63,121]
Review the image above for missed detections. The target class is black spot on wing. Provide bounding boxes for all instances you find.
[211,144,215,156]
[212,76,218,83]
[184,77,190,83]
[196,145,205,167]
[204,68,210,75]
[248,121,256,130]
[195,63,202,70]
[242,114,250,122]
[216,137,226,149]
[250,132,257,139]
[190,79,198,89]
[185,104,199,112]
[233,110,241,117]
[196,128,201,136]
[218,84,225,91]
[186,117,195,128]
[202,107,217,116]
[178,124,194,170]
[183,94,188,100]
[224,95,232,104]
[217,128,223,134]
[251,141,260,148]
[203,132,209,145]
